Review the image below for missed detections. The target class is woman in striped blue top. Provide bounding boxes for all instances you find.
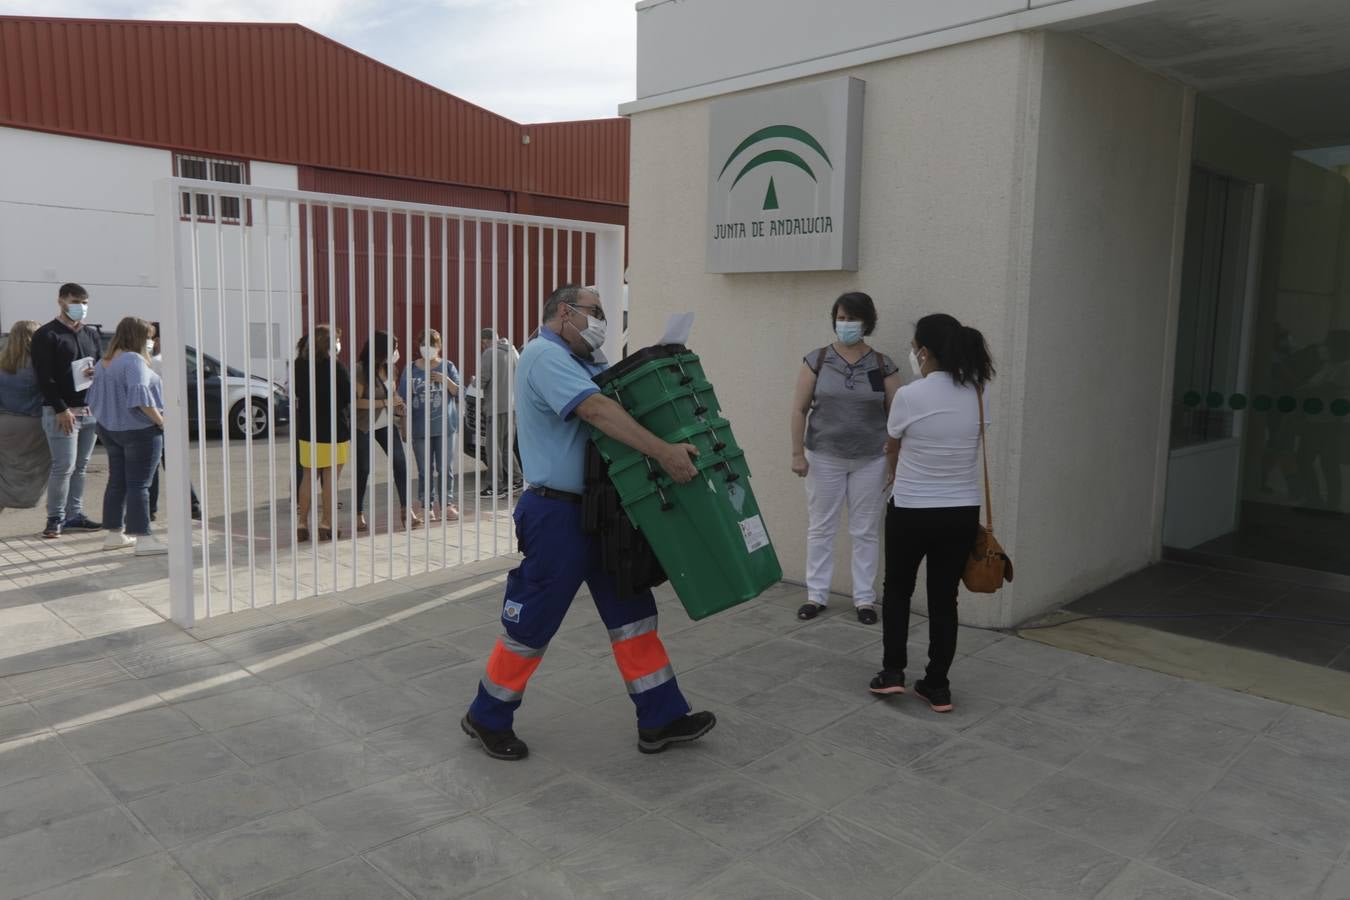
[87,317,167,556]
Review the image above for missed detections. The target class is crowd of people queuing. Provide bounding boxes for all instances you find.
[0,283,525,553]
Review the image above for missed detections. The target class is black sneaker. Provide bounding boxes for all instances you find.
[913,679,954,713]
[480,487,497,498]
[62,514,103,531]
[868,670,906,695]
[461,714,528,761]
[42,516,62,539]
[638,710,717,754]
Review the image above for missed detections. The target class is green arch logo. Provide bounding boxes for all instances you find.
[719,124,833,210]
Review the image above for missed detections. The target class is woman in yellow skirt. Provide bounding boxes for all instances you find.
[293,324,351,541]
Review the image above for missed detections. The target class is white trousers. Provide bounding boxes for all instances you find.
[804,450,888,607]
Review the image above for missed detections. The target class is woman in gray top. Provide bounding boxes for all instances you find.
[790,292,901,624]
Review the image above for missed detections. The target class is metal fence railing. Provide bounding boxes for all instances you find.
[155,178,625,626]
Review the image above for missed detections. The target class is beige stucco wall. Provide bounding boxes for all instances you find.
[628,31,1191,626]
[629,33,1032,625]
[1010,33,1190,624]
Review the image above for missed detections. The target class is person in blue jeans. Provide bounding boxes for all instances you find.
[87,317,167,557]
[30,283,104,538]
[397,329,461,523]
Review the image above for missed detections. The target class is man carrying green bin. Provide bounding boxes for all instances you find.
[462,285,717,761]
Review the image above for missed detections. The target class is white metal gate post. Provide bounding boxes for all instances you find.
[155,178,197,627]
[595,229,626,363]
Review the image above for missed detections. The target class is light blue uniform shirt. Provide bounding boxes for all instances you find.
[516,328,603,494]
[88,352,163,431]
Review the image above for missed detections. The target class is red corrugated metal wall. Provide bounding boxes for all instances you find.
[0,16,631,205]
[0,15,630,378]
[299,205,601,382]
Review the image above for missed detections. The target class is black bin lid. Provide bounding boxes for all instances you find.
[592,344,689,388]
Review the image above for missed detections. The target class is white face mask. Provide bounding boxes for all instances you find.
[334,341,341,355]
[145,340,156,356]
[835,321,864,345]
[65,302,88,322]
[908,349,924,378]
[569,310,607,352]
[390,349,400,366]
[421,345,436,359]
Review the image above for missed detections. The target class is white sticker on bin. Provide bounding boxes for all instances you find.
[739,515,769,553]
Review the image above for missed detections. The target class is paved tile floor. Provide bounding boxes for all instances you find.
[1,538,1349,899]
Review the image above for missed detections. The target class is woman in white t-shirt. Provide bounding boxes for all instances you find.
[869,313,994,713]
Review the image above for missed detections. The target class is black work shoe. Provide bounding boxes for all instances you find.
[868,670,906,695]
[856,606,879,626]
[913,679,954,713]
[461,714,529,761]
[638,710,717,754]
[42,516,62,539]
[62,514,103,531]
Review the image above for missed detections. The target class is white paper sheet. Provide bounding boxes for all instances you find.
[659,312,695,346]
[71,357,94,392]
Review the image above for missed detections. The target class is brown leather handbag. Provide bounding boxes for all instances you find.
[963,388,1014,593]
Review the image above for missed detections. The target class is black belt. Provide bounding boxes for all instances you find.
[529,485,583,504]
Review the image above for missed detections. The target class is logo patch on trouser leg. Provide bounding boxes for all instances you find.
[503,600,523,623]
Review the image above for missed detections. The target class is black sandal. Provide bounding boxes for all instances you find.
[797,602,825,621]
[856,606,878,626]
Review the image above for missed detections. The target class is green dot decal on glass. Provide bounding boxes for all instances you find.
[1253,395,1272,412]
[1183,391,1201,408]
[1333,399,1350,417]
[1305,398,1325,415]
[1229,394,1248,410]
[1277,396,1297,413]
[1206,392,1224,409]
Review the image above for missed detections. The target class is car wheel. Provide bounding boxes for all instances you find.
[230,397,270,440]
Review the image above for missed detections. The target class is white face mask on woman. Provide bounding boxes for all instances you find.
[145,340,156,356]
[389,349,400,367]
[421,345,436,359]
[908,349,924,378]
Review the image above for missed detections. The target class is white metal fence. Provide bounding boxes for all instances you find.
[155,178,625,626]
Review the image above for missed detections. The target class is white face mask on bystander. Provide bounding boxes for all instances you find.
[908,349,924,378]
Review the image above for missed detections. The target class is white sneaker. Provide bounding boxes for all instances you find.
[133,533,168,556]
[102,532,135,551]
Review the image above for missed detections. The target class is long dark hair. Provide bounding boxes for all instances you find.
[358,330,396,374]
[914,313,994,387]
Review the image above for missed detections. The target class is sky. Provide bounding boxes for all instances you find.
[0,0,637,123]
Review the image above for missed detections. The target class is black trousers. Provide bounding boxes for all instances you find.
[355,426,409,513]
[881,503,979,689]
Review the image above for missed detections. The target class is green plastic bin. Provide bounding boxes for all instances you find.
[591,345,780,620]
